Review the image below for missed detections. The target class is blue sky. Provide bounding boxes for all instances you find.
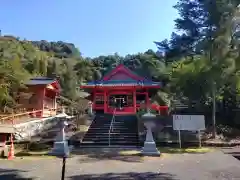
[0,0,178,57]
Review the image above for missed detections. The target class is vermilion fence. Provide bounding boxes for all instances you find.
[137,104,169,115]
[0,108,59,125]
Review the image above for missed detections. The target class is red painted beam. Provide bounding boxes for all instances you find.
[81,85,160,89]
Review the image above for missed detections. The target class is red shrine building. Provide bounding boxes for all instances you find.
[81,64,168,115]
[19,77,60,117]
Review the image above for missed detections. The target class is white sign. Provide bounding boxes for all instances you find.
[173,115,205,131]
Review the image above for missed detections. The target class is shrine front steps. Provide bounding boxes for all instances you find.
[78,114,140,148]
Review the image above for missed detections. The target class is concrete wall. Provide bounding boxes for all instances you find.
[14,114,66,141]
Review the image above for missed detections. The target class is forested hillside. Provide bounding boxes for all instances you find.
[0,0,240,136]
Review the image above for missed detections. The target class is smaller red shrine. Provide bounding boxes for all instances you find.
[20,77,60,117]
[81,64,168,115]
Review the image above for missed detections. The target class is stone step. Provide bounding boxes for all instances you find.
[88,129,134,132]
[81,141,140,145]
[111,131,138,134]
[84,132,138,136]
[89,126,137,131]
[84,134,138,137]
[75,145,140,149]
[79,144,140,148]
[83,136,139,141]
[84,133,139,137]
[82,133,139,139]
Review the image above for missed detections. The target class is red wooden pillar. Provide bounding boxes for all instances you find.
[92,89,96,110]
[145,89,149,109]
[40,87,45,117]
[133,89,136,113]
[103,90,107,113]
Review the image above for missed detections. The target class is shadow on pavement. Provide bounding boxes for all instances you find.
[0,168,34,180]
[73,148,143,163]
[222,147,240,161]
[228,152,240,161]
[69,172,178,180]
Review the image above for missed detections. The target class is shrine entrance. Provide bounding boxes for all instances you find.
[109,94,133,111]
[107,92,134,114]
[113,95,126,109]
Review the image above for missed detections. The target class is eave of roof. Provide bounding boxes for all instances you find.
[89,80,160,84]
[81,80,161,87]
[25,77,57,85]
[25,77,61,92]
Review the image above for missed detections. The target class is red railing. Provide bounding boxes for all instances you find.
[0,108,59,125]
[137,104,169,115]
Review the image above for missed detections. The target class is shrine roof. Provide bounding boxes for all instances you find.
[82,79,161,88]
[81,64,161,88]
[25,77,61,92]
[101,64,145,81]
[25,77,57,85]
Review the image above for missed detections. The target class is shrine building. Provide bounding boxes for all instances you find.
[19,77,60,117]
[81,64,168,115]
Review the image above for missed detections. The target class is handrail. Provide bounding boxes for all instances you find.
[0,107,59,125]
[108,108,116,147]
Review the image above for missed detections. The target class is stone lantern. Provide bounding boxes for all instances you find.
[141,110,160,156]
[49,119,70,158]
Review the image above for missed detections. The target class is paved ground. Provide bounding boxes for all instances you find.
[0,148,240,180]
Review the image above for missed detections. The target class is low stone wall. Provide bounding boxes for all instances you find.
[14,114,67,141]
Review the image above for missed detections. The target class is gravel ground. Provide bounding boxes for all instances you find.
[0,149,240,180]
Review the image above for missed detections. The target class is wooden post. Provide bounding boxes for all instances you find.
[133,89,136,113]
[41,87,46,118]
[54,92,57,111]
[92,89,96,110]
[104,90,107,113]
[178,130,182,149]
[146,89,149,109]
[198,130,202,148]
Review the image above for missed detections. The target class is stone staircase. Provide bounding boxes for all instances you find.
[80,114,139,147]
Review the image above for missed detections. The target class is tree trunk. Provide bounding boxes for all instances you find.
[212,83,217,138]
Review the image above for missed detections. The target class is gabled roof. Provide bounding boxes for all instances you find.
[81,64,161,88]
[25,77,61,92]
[102,64,145,81]
[25,77,56,85]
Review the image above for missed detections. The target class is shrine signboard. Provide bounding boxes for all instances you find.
[173,115,205,131]
[172,115,205,148]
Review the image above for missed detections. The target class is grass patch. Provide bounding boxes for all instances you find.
[118,147,214,156]
[15,150,49,157]
[118,150,141,156]
[158,147,214,154]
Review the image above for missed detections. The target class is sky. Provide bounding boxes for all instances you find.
[0,0,179,57]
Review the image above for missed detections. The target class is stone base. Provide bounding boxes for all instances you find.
[48,141,70,158]
[141,141,160,156]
